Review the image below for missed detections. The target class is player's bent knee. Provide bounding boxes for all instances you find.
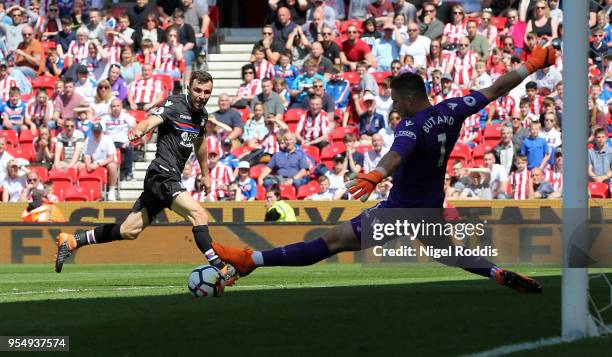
[322,222,360,253]
[120,227,142,240]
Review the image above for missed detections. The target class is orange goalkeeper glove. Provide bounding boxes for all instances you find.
[346,170,385,202]
[524,46,556,74]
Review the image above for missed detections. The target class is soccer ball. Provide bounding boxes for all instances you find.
[187,265,225,298]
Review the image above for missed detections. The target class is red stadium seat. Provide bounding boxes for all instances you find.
[127,110,147,123]
[449,143,472,166]
[279,184,296,200]
[301,145,320,163]
[231,145,251,158]
[287,122,298,133]
[331,126,359,142]
[471,144,492,167]
[49,167,77,183]
[256,185,266,200]
[0,130,18,147]
[483,124,502,147]
[78,166,108,185]
[7,146,34,161]
[208,5,219,36]
[234,107,250,122]
[284,108,304,123]
[492,16,508,31]
[355,144,372,154]
[250,164,268,180]
[297,180,320,199]
[321,144,346,169]
[64,186,92,201]
[19,130,37,143]
[588,182,610,199]
[77,178,102,201]
[49,170,75,200]
[372,71,391,85]
[153,74,173,97]
[26,165,48,182]
[340,71,361,85]
[32,75,58,90]
[339,19,364,34]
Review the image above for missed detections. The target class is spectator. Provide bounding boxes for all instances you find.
[127,0,159,29]
[325,154,346,195]
[219,139,240,171]
[55,16,75,55]
[306,0,336,28]
[400,21,430,68]
[460,170,491,200]
[478,8,498,48]
[274,77,291,108]
[376,77,393,122]
[133,12,164,53]
[510,111,531,149]
[468,60,492,91]
[252,45,275,80]
[206,146,234,201]
[116,13,135,42]
[259,132,310,188]
[290,58,326,106]
[0,60,18,103]
[0,136,14,182]
[268,0,308,25]
[119,45,142,85]
[273,6,298,45]
[69,0,87,30]
[53,77,87,128]
[360,17,381,48]
[369,180,392,200]
[466,19,489,59]
[181,161,197,194]
[213,94,245,142]
[296,95,331,149]
[325,0,345,21]
[264,187,296,222]
[235,161,257,201]
[155,25,184,81]
[273,51,299,89]
[393,0,416,23]
[0,5,39,52]
[366,0,393,24]
[306,175,334,200]
[357,91,385,138]
[356,60,379,95]
[100,99,136,181]
[540,112,562,150]
[483,152,508,199]
[500,11,525,53]
[378,109,400,151]
[588,96,608,136]
[33,126,56,169]
[528,167,555,199]
[251,25,284,65]
[347,0,369,20]
[441,4,467,48]
[343,134,364,174]
[518,96,539,127]
[86,8,106,42]
[302,6,324,43]
[88,79,113,118]
[127,63,163,112]
[419,2,444,41]
[18,170,44,203]
[233,64,261,109]
[546,151,564,198]
[83,123,118,200]
[339,24,377,71]
[588,127,612,187]
[301,78,334,114]
[363,133,385,173]
[74,64,98,104]
[525,0,558,46]
[1,86,31,134]
[320,25,341,65]
[43,47,64,77]
[434,73,462,103]
[509,154,529,200]
[64,26,90,69]
[534,66,562,94]
[326,72,350,111]
[1,159,25,202]
[494,126,518,175]
[520,122,550,171]
[13,24,44,80]
[285,25,311,70]
[107,64,128,102]
[251,78,285,122]
[449,159,470,194]
[488,92,515,123]
[181,0,210,46]
[445,36,478,89]
[371,21,401,72]
[303,41,334,77]
[53,117,85,172]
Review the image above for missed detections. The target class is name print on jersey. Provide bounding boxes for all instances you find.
[423,115,455,134]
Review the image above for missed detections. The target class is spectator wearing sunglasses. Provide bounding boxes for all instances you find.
[0,5,39,52]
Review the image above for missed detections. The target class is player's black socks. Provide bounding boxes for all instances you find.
[193,225,225,269]
[75,224,123,248]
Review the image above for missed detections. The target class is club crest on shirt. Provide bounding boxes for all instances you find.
[463,96,476,107]
[165,100,173,107]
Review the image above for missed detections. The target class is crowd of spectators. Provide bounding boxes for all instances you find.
[1,0,612,203]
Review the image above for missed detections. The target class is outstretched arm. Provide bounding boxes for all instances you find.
[128,114,163,141]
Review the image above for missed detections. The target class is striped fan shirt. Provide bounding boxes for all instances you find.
[130,78,162,104]
[296,110,331,142]
[510,168,530,199]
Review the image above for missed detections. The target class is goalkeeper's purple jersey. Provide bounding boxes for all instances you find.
[388,91,489,208]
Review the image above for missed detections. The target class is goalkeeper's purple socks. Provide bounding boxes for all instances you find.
[257,237,332,266]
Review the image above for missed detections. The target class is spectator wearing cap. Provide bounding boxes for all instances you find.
[363,133,385,173]
[400,21,430,69]
[0,136,14,182]
[74,64,98,104]
[220,139,240,171]
[301,77,335,114]
[0,86,31,134]
[588,127,612,187]
[296,95,331,150]
[372,21,402,72]
[259,131,310,189]
[53,77,87,128]
[434,73,462,103]
[213,94,245,142]
[520,122,550,171]
[494,126,518,175]
[251,78,285,122]
[0,5,39,52]
[339,24,377,71]
[100,99,136,181]
[235,161,258,201]
[357,91,385,139]
[84,122,118,201]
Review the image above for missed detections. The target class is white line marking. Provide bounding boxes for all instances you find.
[462,325,612,357]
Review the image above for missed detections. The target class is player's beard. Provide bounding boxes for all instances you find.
[190,96,208,110]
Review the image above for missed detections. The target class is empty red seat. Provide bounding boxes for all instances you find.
[297,180,320,199]
[250,164,268,180]
[340,71,361,85]
[19,130,37,143]
[231,145,251,157]
[372,71,391,85]
[301,145,320,163]
[32,75,58,90]
[0,130,18,147]
[64,186,92,201]
[449,143,472,165]
[153,74,173,97]
[78,166,108,185]
[472,144,492,167]
[77,179,102,201]
[321,144,346,169]
[284,108,304,123]
[7,146,34,161]
[256,184,266,200]
[588,182,610,199]
[234,107,250,122]
[279,184,296,200]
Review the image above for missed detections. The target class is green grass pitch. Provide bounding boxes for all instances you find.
[0,264,610,356]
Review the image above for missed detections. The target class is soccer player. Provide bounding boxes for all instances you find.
[212,46,558,294]
[54,71,238,284]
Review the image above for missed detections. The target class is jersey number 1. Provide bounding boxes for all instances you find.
[437,133,447,167]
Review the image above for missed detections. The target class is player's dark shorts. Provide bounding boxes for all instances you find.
[131,162,186,219]
[349,199,399,240]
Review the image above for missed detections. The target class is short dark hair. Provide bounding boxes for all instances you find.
[189,70,213,87]
[525,81,537,90]
[63,76,75,85]
[594,127,607,137]
[9,86,20,95]
[241,63,256,78]
[252,44,266,54]
[390,72,428,100]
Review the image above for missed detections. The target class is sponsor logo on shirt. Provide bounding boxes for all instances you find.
[396,130,416,139]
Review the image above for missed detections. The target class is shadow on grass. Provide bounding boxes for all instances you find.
[1,275,593,356]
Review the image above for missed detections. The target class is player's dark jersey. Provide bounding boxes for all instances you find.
[151,94,208,174]
[388,91,489,208]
